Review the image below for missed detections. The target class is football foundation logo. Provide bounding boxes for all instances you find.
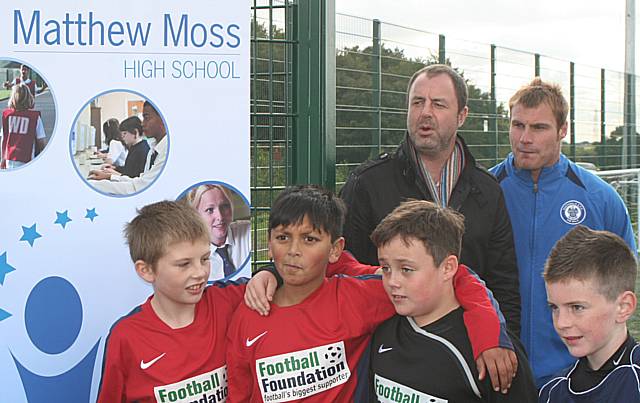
[255,341,350,402]
[560,200,586,225]
[374,374,446,403]
[154,365,227,403]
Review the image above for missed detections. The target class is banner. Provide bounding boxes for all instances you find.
[0,1,250,401]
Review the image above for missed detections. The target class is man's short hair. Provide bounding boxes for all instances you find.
[370,200,465,266]
[406,64,468,113]
[544,225,637,301]
[124,200,210,267]
[268,185,346,242]
[509,77,568,129]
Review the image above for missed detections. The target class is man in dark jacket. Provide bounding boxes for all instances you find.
[340,64,521,337]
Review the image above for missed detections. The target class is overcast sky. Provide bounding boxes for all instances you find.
[336,0,630,73]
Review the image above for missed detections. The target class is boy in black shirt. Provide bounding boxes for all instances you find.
[369,200,536,402]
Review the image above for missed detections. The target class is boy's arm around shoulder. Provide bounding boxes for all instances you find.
[454,265,518,394]
[327,250,380,276]
[454,265,513,356]
[336,273,396,333]
[244,253,377,315]
[206,277,251,312]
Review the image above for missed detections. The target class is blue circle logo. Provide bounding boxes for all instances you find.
[560,200,586,225]
[25,276,83,354]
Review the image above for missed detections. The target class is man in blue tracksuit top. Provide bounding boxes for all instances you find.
[490,78,637,388]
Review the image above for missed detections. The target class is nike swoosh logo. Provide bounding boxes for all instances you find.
[378,345,393,353]
[140,352,166,370]
[613,347,627,365]
[246,331,268,347]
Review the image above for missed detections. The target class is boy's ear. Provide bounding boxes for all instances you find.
[135,260,155,283]
[267,240,273,260]
[328,237,345,264]
[441,255,459,282]
[616,291,637,323]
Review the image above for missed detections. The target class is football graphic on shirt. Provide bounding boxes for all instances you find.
[324,345,343,364]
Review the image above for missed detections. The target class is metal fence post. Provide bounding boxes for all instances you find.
[372,19,382,158]
[601,68,607,168]
[637,170,640,242]
[292,0,336,190]
[534,53,540,77]
[570,61,576,159]
[626,71,637,167]
[439,34,446,64]
[490,44,498,165]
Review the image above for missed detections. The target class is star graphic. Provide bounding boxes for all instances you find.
[0,308,10,322]
[20,224,42,247]
[0,252,16,285]
[54,210,72,229]
[85,208,98,222]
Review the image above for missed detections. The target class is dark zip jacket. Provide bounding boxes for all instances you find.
[340,134,521,335]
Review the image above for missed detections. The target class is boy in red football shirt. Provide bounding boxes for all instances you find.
[226,185,515,402]
[97,200,278,403]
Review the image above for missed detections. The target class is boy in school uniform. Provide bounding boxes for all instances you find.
[369,200,536,402]
[539,225,639,402]
[226,185,517,402]
[97,200,278,403]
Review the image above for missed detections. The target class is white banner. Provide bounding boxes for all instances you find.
[0,1,249,401]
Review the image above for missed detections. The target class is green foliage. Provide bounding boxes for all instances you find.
[336,46,511,172]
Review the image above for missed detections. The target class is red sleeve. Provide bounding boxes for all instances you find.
[454,265,504,359]
[225,307,254,403]
[207,279,248,310]
[338,276,396,333]
[97,331,126,403]
[326,251,380,277]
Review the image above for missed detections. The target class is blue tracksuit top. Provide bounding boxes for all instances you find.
[491,153,637,386]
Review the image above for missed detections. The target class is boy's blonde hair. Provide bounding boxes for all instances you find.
[544,225,637,301]
[124,200,210,267]
[370,200,465,266]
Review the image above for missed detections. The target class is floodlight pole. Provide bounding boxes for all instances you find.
[624,0,636,168]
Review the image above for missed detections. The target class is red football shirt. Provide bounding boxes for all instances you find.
[97,282,245,403]
[226,275,394,403]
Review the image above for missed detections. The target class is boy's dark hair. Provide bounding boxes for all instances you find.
[124,200,210,267]
[370,200,464,266]
[268,185,346,241]
[119,116,143,136]
[544,225,637,301]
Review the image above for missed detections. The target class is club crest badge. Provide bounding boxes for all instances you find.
[560,200,586,225]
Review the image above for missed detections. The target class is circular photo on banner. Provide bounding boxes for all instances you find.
[178,181,252,282]
[0,60,56,171]
[69,90,168,197]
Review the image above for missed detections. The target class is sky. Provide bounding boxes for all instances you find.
[335,0,633,142]
[336,0,630,73]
